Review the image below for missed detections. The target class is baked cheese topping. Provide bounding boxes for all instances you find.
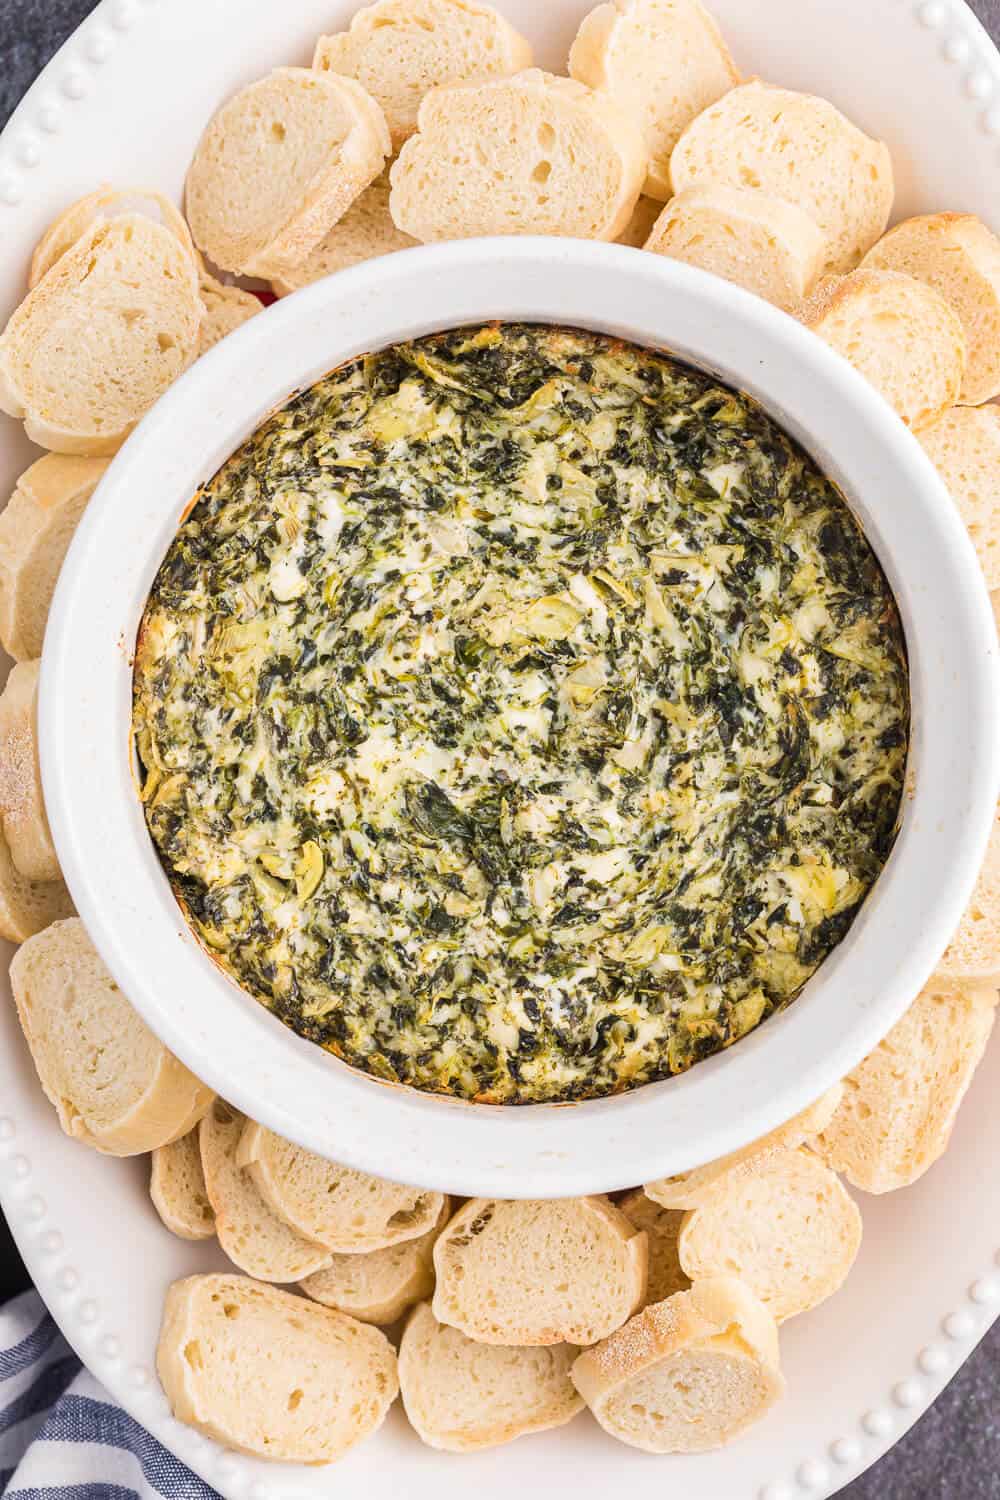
[133,324,908,1103]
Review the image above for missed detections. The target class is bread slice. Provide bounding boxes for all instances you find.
[197,267,261,355]
[645,184,826,312]
[571,1277,783,1453]
[199,1102,331,1282]
[0,455,109,661]
[569,0,738,200]
[399,1301,583,1451]
[676,1146,862,1321]
[300,1198,449,1324]
[810,983,996,1193]
[270,171,417,295]
[0,216,201,456]
[617,1190,690,1306]
[670,80,893,274]
[314,0,533,150]
[0,660,60,882]
[157,1272,398,1462]
[917,406,1000,590]
[802,268,967,431]
[0,823,73,943]
[29,184,196,288]
[432,1197,647,1346]
[10,917,213,1155]
[863,213,1000,404]
[644,1083,843,1209]
[151,1128,216,1241]
[237,1121,445,1253]
[388,69,647,243]
[617,193,662,249]
[185,67,390,279]
[935,805,1000,985]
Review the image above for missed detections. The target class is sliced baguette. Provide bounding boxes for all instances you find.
[617,193,662,249]
[935,806,1000,986]
[571,1277,783,1453]
[0,823,73,943]
[0,659,59,882]
[399,1301,583,1451]
[645,184,826,312]
[810,983,996,1193]
[617,1189,690,1306]
[29,184,196,288]
[151,1128,216,1241]
[802,268,966,431]
[314,0,533,150]
[863,213,1000,404]
[185,67,390,278]
[10,917,213,1155]
[569,0,738,201]
[0,216,201,455]
[237,1121,445,1253]
[300,1198,449,1324]
[199,1102,331,1282]
[644,1084,843,1210]
[197,267,261,355]
[0,455,109,661]
[388,69,647,243]
[270,171,417,295]
[676,1146,862,1321]
[917,406,1000,590]
[670,80,893,274]
[157,1272,398,1463]
[432,1197,647,1346]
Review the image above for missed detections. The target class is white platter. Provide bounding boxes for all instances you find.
[2,0,1000,1497]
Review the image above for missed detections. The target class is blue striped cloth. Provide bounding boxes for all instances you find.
[1,1292,218,1499]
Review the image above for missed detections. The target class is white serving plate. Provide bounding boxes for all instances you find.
[2,0,1000,1497]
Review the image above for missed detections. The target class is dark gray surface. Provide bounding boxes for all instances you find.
[0,1,998,1495]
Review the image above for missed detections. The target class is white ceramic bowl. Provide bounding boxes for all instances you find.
[39,238,1000,1198]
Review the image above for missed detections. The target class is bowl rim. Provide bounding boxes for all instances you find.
[39,237,1000,1198]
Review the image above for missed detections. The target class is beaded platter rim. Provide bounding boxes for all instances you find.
[1,0,1000,1497]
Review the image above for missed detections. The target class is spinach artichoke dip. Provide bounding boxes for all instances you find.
[133,323,908,1104]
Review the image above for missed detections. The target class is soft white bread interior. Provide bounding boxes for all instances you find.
[676,1146,862,1321]
[802,268,966,430]
[863,212,1000,405]
[617,1189,690,1306]
[645,1084,843,1209]
[644,183,826,312]
[0,454,109,660]
[0,659,61,882]
[151,1128,216,1241]
[388,70,647,243]
[569,0,738,200]
[917,405,1000,590]
[300,1198,449,1324]
[270,172,417,295]
[670,80,892,274]
[0,216,201,455]
[10,917,213,1154]
[29,184,196,287]
[432,1196,647,1346]
[935,807,1000,986]
[237,1121,445,1253]
[0,824,73,943]
[197,267,261,355]
[811,984,997,1192]
[571,1277,784,1453]
[157,1272,398,1463]
[399,1300,583,1451]
[185,67,390,278]
[199,1102,331,1282]
[314,0,533,150]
